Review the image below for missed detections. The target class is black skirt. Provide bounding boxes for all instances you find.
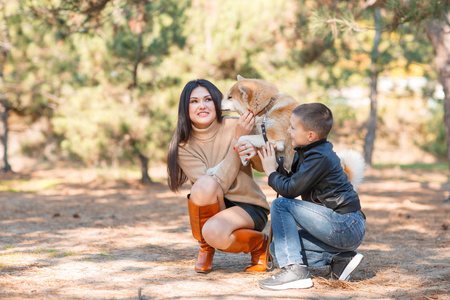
[224,198,269,232]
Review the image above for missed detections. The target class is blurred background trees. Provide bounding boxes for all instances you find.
[0,0,448,179]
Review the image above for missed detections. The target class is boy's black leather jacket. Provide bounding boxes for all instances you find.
[268,139,361,214]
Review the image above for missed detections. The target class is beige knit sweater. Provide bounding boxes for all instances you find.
[178,117,269,211]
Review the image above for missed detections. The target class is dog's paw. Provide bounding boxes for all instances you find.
[240,155,250,166]
[274,141,285,152]
[237,135,266,148]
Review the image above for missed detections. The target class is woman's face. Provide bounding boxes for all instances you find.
[189,86,217,129]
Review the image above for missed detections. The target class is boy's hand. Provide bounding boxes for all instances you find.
[257,141,278,176]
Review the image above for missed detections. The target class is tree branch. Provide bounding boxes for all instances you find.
[323,18,389,35]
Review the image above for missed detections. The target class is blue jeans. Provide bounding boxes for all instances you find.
[271,197,365,268]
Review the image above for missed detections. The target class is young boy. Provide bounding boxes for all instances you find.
[257,103,365,290]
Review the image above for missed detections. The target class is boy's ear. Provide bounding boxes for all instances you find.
[308,131,317,142]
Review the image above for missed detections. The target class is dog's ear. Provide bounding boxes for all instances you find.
[237,75,246,81]
[238,85,251,100]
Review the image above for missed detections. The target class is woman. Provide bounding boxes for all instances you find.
[167,79,270,273]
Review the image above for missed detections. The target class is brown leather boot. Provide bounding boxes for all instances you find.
[222,229,269,272]
[187,196,219,273]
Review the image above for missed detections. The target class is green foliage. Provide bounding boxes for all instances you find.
[416,99,447,159]
[325,100,357,127]
[52,87,111,164]
[3,2,67,121]
[18,0,187,169]
[52,84,173,166]
[106,0,188,87]
[1,0,445,172]
[387,0,450,27]
[174,0,296,80]
[310,6,359,37]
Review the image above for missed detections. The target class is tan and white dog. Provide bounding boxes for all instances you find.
[207,75,365,189]
[221,75,299,171]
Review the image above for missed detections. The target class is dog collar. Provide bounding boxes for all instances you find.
[255,97,276,117]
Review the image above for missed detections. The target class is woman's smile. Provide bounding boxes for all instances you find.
[197,111,210,116]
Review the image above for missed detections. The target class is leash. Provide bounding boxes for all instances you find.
[264,225,274,271]
[261,113,269,143]
[260,99,285,201]
[261,111,284,169]
[258,98,285,270]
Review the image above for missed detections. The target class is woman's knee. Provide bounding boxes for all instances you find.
[202,219,232,249]
[190,176,222,206]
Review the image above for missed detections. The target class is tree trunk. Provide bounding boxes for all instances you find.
[129,138,152,184]
[130,31,149,183]
[138,152,152,184]
[0,7,12,172]
[204,0,215,52]
[425,13,450,172]
[363,8,382,166]
[131,33,143,90]
[0,98,11,172]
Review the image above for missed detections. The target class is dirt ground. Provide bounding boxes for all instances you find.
[0,164,449,300]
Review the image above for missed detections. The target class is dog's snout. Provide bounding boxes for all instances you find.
[220,98,237,112]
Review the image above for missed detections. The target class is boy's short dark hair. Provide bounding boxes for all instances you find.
[292,103,333,139]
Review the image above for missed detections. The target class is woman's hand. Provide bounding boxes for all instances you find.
[235,110,254,140]
[235,140,257,161]
[257,142,278,176]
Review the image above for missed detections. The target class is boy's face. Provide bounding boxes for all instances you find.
[288,114,316,147]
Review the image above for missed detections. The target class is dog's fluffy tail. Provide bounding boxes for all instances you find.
[337,149,365,190]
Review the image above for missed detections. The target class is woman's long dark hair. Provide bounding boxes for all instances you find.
[167,79,223,192]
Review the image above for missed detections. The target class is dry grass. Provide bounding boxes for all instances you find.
[0,166,449,299]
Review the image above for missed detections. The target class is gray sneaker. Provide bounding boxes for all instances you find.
[258,263,313,290]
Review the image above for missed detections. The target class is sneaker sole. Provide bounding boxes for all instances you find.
[259,278,313,290]
[339,253,364,281]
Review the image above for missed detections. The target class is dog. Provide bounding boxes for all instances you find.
[221,75,299,171]
[207,75,365,189]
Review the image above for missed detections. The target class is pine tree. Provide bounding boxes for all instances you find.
[0,0,65,172]
[312,0,450,169]
[388,0,450,171]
